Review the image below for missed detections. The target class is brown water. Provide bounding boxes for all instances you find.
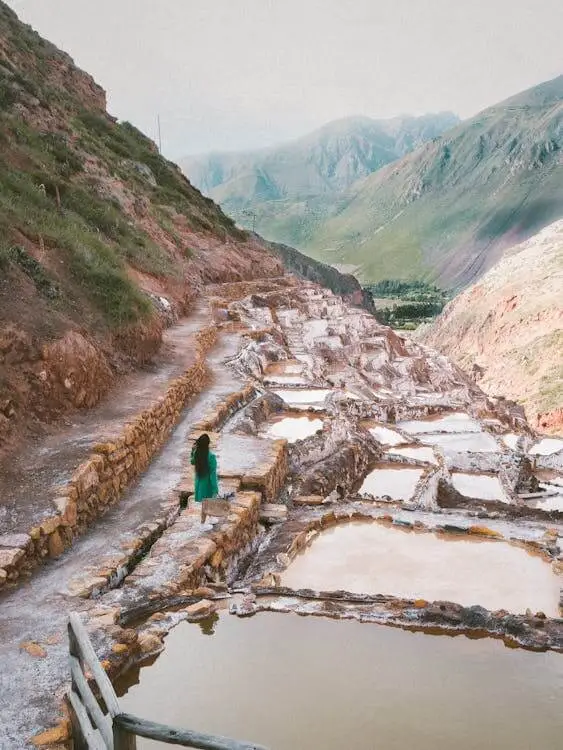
[265,415,324,443]
[119,613,563,750]
[281,522,561,615]
[359,465,424,500]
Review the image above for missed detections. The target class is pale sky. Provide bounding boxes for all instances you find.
[5,0,563,158]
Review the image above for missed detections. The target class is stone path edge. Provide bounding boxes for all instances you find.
[0,325,219,593]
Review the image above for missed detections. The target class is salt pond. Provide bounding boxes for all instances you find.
[264,415,324,444]
[273,389,332,410]
[398,413,481,434]
[451,472,508,502]
[359,465,424,500]
[420,431,500,453]
[387,446,438,465]
[368,425,406,446]
[530,438,563,456]
[119,614,563,750]
[281,522,561,616]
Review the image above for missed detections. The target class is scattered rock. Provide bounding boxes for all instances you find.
[20,641,47,658]
[31,722,69,746]
[138,633,163,655]
[185,599,214,618]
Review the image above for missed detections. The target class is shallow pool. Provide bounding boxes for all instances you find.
[420,431,500,453]
[119,613,563,750]
[451,472,508,502]
[273,389,332,410]
[264,415,324,444]
[281,522,560,616]
[387,446,438,465]
[368,425,406,446]
[359,465,424,500]
[398,413,481,434]
[530,438,563,456]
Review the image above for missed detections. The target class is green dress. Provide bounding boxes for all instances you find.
[191,449,219,502]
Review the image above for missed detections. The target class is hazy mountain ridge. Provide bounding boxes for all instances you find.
[299,75,563,287]
[181,111,459,221]
[183,77,563,290]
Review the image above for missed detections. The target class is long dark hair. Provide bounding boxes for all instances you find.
[194,433,210,477]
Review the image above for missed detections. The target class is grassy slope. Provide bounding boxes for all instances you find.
[0,0,245,332]
[306,76,563,288]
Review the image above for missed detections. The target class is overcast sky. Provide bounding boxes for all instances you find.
[5,0,563,158]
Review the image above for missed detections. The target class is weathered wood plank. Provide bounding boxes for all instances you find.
[114,714,269,750]
[68,613,121,717]
[70,655,114,749]
[68,690,106,750]
[113,723,137,750]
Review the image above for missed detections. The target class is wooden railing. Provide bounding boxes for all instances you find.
[67,613,267,750]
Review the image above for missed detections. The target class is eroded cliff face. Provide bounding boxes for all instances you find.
[420,221,563,432]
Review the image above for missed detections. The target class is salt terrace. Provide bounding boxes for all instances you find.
[1,275,563,749]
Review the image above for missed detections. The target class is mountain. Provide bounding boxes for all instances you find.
[0,1,359,449]
[305,76,563,288]
[180,112,459,247]
[419,220,563,431]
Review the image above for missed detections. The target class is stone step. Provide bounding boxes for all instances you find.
[259,504,289,524]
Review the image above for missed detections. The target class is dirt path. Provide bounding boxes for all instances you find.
[0,334,250,748]
[0,303,210,537]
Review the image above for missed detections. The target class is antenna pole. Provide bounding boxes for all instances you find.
[157,115,162,154]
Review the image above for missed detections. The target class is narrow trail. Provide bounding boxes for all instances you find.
[0,334,249,748]
[0,303,210,536]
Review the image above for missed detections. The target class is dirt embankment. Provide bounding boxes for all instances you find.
[420,221,563,433]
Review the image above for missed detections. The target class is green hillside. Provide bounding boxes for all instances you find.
[180,113,459,248]
[306,76,563,288]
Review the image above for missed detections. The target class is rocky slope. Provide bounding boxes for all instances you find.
[305,76,563,287]
[0,1,361,453]
[180,113,459,248]
[420,221,563,431]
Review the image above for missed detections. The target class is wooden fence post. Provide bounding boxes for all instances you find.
[113,723,137,750]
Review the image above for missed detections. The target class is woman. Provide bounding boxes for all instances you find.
[191,433,219,503]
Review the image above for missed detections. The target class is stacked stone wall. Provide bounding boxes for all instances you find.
[0,326,219,590]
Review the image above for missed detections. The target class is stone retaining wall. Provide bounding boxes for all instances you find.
[78,490,264,682]
[0,326,219,592]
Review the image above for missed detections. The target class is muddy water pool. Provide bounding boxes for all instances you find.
[281,522,561,616]
[264,415,324,443]
[119,613,563,750]
[451,472,508,501]
[359,465,424,500]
